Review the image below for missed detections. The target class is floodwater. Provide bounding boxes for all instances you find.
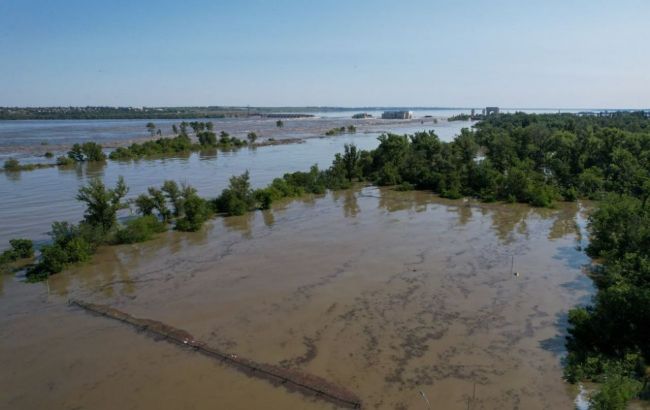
[0,187,594,409]
[0,122,469,247]
[0,115,462,160]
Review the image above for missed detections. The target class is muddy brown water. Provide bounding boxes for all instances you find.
[0,187,593,409]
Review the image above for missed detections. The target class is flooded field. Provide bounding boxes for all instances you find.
[0,122,469,247]
[0,187,594,409]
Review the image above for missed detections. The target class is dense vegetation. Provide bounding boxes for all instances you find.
[324,125,356,136]
[564,194,650,407]
[109,121,247,160]
[447,113,472,121]
[4,112,650,406]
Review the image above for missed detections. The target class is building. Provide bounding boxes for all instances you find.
[381,110,413,119]
[484,106,499,116]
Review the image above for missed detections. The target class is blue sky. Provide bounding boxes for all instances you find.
[0,0,648,108]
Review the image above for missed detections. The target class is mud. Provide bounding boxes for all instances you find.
[1,187,594,409]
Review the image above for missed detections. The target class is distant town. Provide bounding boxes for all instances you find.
[1,105,648,121]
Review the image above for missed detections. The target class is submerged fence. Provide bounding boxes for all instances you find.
[69,299,361,409]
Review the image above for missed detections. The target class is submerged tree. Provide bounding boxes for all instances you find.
[146,122,156,137]
[76,177,129,232]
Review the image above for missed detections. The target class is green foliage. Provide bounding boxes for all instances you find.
[44,151,54,158]
[9,239,34,259]
[197,131,217,147]
[4,158,20,171]
[162,180,183,217]
[116,215,167,244]
[146,122,156,136]
[67,142,106,162]
[448,114,471,121]
[395,182,415,191]
[217,131,247,148]
[214,171,256,216]
[108,134,193,160]
[276,120,284,128]
[564,194,650,405]
[27,221,99,280]
[175,193,211,232]
[247,132,258,143]
[0,239,34,266]
[56,156,74,166]
[588,372,642,410]
[76,177,129,232]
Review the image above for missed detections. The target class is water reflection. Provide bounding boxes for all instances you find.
[548,203,579,241]
[3,170,21,182]
[222,213,255,238]
[454,202,473,226]
[332,190,360,218]
[261,209,275,228]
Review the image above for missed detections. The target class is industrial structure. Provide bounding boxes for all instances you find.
[381,110,413,119]
[482,107,500,116]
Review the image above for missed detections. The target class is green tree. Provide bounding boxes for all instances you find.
[162,180,183,217]
[76,177,129,232]
[146,122,156,137]
[342,143,360,181]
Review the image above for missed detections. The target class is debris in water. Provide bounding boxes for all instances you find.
[69,299,362,409]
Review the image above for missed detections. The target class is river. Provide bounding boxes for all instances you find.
[0,121,468,247]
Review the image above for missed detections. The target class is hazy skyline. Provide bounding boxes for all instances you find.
[1,0,649,108]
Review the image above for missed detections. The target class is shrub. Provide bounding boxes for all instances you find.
[9,239,33,259]
[56,156,74,166]
[527,183,556,207]
[395,182,415,191]
[254,189,273,210]
[197,131,217,147]
[214,171,255,216]
[175,195,211,231]
[589,372,642,410]
[44,152,54,158]
[68,142,106,162]
[35,244,68,275]
[4,158,20,171]
[116,215,167,244]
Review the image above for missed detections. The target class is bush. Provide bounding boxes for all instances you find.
[44,152,54,158]
[56,156,74,166]
[589,372,642,410]
[68,142,106,162]
[175,195,211,231]
[214,172,256,216]
[4,158,20,171]
[116,215,167,244]
[9,239,34,259]
[395,182,415,191]
[254,189,274,210]
[1,239,34,267]
[197,131,217,147]
[36,244,69,275]
[527,183,556,207]
[26,222,100,280]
